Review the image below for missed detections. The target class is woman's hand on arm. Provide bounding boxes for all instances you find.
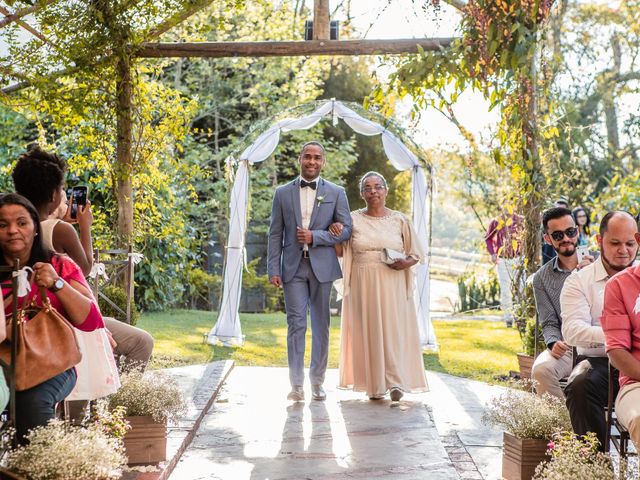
[32,262,94,326]
[328,222,344,236]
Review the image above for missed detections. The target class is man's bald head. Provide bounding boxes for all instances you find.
[597,211,640,275]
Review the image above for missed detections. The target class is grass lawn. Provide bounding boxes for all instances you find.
[138,310,521,384]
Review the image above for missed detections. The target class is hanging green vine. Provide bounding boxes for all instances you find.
[370,0,558,334]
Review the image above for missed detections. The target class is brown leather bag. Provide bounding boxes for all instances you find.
[0,287,82,391]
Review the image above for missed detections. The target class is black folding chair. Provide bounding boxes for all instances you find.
[605,363,636,457]
[0,262,20,452]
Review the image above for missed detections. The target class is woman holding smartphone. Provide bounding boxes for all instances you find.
[572,206,591,248]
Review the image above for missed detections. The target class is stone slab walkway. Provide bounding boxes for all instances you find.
[122,360,234,480]
[168,367,507,480]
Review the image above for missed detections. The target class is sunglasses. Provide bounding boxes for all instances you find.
[549,227,578,242]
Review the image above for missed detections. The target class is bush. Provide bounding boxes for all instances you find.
[185,267,219,310]
[98,284,140,326]
[456,269,500,312]
[523,317,546,357]
[242,257,283,312]
[482,390,571,439]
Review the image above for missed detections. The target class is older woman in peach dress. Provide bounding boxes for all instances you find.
[332,171,428,401]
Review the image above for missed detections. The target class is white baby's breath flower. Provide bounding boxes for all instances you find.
[482,390,571,439]
[108,370,187,424]
[6,420,125,480]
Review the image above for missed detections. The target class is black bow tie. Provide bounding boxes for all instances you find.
[300,180,317,190]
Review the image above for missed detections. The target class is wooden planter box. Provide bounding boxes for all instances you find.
[123,415,167,465]
[517,353,535,380]
[502,431,549,480]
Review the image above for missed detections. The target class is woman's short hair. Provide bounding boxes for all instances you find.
[12,144,67,209]
[359,171,388,192]
[0,193,52,277]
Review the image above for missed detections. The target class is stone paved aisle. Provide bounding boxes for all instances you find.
[169,367,505,480]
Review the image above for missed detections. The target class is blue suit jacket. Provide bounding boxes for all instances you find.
[267,178,352,283]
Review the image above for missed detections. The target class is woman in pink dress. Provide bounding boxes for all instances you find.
[0,193,105,442]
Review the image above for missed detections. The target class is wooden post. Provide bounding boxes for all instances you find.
[115,54,134,246]
[522,44,543,279]
[313,0,330,40]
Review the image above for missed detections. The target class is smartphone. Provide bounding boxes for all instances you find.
[70,186,88,219]
[576,245,589,263]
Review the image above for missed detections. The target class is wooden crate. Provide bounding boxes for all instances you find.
[123,416,167,465]
[502,431,549,480]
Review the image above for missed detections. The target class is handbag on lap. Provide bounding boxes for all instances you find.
[0,287,82,391]
[380,247,405,265]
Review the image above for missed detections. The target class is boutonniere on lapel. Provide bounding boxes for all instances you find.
[316,196,325,208]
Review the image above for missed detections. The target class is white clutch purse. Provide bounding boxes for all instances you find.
[380,247,405,264]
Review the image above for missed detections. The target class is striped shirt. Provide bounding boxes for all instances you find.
[532,256,573,347]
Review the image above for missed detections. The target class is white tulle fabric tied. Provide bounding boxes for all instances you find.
[128,253,144,265]
[13,266,33,297]
[88,262,107,280]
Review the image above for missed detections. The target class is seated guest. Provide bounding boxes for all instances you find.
[601,230,640,452]
[542,199,571,264]
[0,292,8,412]
[532,207,592,398]
[12,144,154,372]
[0,193,104,442]
[561,211,637,451]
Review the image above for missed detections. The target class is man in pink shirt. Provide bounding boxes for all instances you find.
[485,208,524,327]
[601,223,640,450]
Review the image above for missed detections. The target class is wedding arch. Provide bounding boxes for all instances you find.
[207,99,437,350]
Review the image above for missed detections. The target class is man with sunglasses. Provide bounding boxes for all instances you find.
[532,207,593,399]
[485,207,524,327]
[561,211,639,451]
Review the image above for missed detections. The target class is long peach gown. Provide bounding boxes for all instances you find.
[339,209,428,397]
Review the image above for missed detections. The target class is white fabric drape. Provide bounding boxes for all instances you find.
[208,159,249,345]
[209,100,436,349]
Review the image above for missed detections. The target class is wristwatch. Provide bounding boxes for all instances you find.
[49,277,64,293]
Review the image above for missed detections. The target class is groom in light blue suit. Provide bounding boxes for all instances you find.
[268,142,352,402]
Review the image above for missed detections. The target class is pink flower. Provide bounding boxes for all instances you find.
[547,441,555,450]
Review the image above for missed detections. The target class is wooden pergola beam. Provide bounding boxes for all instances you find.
[137,38,455,58]
[0,0,57,29]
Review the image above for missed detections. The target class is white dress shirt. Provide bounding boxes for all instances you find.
[299,176,318,250]
[560,256,608,357]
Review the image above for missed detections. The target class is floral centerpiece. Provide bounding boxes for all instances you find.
[4,420,126,480]
[108,369,186,464]
[534,432,619,479]
[108,369,186,423]
[483,390,572,480]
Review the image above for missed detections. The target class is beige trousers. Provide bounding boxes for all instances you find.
[615,381,640,450]
[531,348,573,399]
[104,317,154,371]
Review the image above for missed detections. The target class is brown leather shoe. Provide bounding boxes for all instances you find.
[311,384,326,401]
[287,386,304,402]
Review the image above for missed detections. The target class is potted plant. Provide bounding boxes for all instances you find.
[533,432,616,479]
[108,369,186,465]
[4,420,126,479]
[517,317,546,380]
[483,389,572,480]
